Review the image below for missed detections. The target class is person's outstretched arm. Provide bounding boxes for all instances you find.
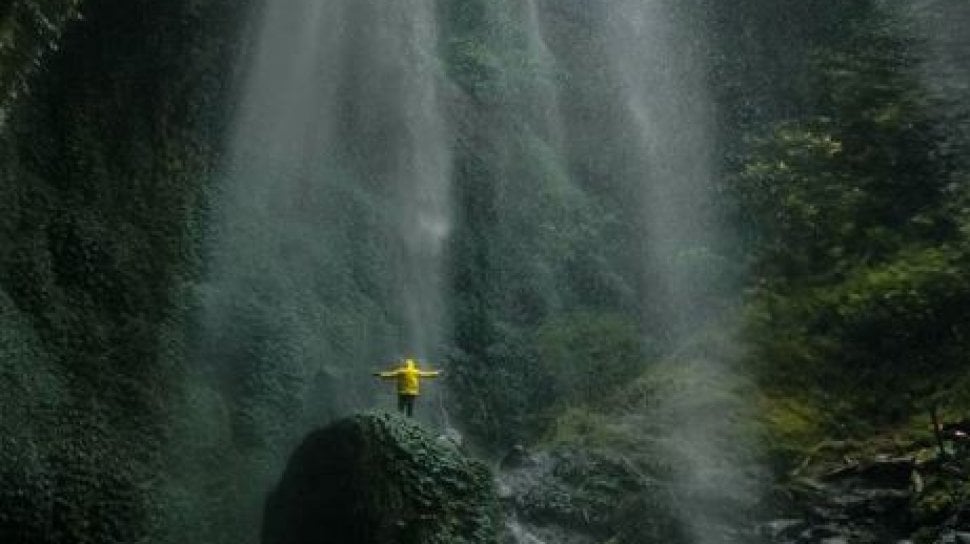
[419,369,441,378]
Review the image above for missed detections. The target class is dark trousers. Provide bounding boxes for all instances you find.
[397,394,416,417]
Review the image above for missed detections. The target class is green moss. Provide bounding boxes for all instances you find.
[0,0,250,542]
[756,394,828,464]
[264,413,500,544]
[543,408,632,450]
[536,312,643,408]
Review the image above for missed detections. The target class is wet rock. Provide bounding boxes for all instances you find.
[757,518,806,540]
[819,456,915,489]
[935,531,970,544]
[770,448,919,542]
[436,426,465,450]
[262,412,499,544]
[497,446,685,543]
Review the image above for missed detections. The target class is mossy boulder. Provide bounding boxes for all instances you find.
[261,412,500,544]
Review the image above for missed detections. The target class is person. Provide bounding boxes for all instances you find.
[373,357,441,417]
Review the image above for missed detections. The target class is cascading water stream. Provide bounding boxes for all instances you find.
[606,1,718,337]
[198,0,451,441]
[195,0,758,541]
[603,1,761,541]
[493,1,761,541]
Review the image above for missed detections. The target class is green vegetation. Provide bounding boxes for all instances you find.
[537,312,642,408]
[0,1,248,542]
[442,0,643,447]
[264,413,499,544]
[729,7,970,449]
[2,0,970,542]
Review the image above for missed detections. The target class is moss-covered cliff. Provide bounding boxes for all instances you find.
[0,1,248,542]
[2,1,969,543]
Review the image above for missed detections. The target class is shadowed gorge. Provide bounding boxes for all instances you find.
[2,0,970,543]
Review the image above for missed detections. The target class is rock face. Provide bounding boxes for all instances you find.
[763,440,970,543]
[262,413,500,544]
[497,445,686,544]
[767,455,916,543]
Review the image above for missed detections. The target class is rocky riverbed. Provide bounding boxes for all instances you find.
[496,436,970,544]
[761,439,970,544]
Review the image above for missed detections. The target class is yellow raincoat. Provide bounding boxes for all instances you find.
[377,358,440,396]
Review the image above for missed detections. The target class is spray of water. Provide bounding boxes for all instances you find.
[200,0,451,430]
[904,0,970,155]
[603,1,761,541]
[199,1,762,540]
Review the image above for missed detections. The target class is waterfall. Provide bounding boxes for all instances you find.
[495,1,760,540]
[602,1,759,541]
[905,0,970,160]
[605,0,718,338]
[199,0,451,437]
[191,0,758,541]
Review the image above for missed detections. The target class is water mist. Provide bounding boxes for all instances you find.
[192,0,763,541]
[197,0,452,458]
[605,1,762,541]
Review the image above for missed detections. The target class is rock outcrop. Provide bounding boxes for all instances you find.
[763,440,970,543]
[262,413,500,544]
[497,444,686,544]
